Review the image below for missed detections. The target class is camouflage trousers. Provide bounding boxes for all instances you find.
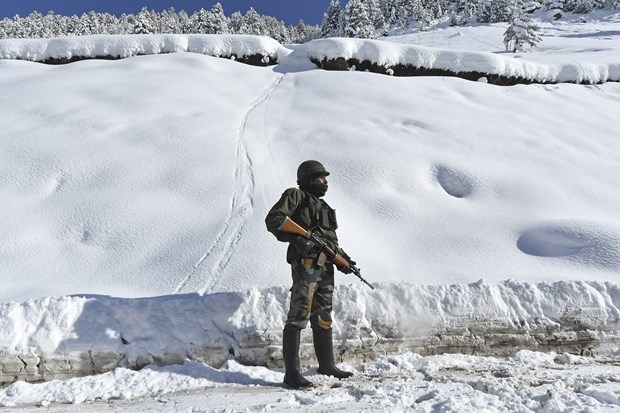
[285,261,334,331]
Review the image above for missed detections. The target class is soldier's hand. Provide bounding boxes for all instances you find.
[291,236,314,258]
[338,264,353,274]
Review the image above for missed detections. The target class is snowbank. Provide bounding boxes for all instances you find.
[0,34,284,65]
[304,37,620,84]
[2,280,619,383]
[2,32,619,83]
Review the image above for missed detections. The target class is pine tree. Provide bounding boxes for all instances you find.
[117,13,134,35]
[244,7,266,35]
[479,0,513,22]
[133,7,155,34]
[381,0,401,29]
[413,1,432,29]
[190,8,213,33]
[504,2,542,52]
[363,0,386,33]
[457,0,478,22]
[343,0,375,38]
[159,7,180,34]
[209,3,229,34]
[321,0,344,37]
[396,0,417,27]
[75,11,102,35]
[262,15,289,43]
[565,0,599,12]
[542,0,565,9]
[228,11,247,34]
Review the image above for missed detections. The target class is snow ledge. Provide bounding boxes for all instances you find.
[1,280,619,384]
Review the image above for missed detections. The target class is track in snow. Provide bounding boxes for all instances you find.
[173,74,285,295]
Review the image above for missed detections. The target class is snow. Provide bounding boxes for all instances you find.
[0,33,284,61]
[2,352,620,411]
[1,10,620,411]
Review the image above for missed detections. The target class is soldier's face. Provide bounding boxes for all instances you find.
[312,175,328,185]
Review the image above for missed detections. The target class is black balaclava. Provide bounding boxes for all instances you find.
[300,179,328,197]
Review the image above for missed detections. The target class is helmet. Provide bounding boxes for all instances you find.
[296,160,330,184]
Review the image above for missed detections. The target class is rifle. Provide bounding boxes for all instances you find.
[279,217,375,290]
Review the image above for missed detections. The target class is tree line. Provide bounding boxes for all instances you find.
[1,0,618,41]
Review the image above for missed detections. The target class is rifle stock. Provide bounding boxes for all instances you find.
[278,217,375,289]
[278,216,311,238]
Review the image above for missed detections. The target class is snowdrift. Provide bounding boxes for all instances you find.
[2,280,619,384]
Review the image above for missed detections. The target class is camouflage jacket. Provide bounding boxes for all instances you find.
[265,187,342,263]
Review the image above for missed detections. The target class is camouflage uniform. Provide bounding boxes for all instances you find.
[266,160,354,389]
[265,187,343,331]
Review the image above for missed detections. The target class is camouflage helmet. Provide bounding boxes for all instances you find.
[297,160,330,184]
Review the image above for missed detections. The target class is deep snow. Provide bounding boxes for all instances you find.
[1,10,620,412]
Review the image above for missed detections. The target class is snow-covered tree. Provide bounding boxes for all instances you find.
[457,0,479,22]
[504,2,542,52]
[380,0,401,29]
[414,1,433,30]
[522,1,543,12]
[209,3,229,34]
[565,0,604,12]
[116,13,134,35]
[343,0,375,38]
[321,0,344,37]
[228,11,247,34]
[75,11,103,35]
[190,8,214,33]
[363,0,386,33]
[133,7,155,34]
[244,7,266,35]
[395,0,418,27]
[159,7,180,34]
[542,0,565,9]
[263,15,289,43]
[479,0,513,22]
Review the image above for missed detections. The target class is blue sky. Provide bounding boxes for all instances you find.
[0,1,333,26]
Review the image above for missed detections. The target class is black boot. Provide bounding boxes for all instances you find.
[312,327,353,379]
[282,328,313,389]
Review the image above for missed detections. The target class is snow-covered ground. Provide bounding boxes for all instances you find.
[1,10,620,411]
[2,351,620,412]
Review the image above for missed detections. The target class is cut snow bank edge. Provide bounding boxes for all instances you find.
[2,280,619,384]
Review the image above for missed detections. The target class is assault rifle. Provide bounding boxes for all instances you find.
[279,217,374,290]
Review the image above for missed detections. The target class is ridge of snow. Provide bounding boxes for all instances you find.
[2,31,619,83]
[0,34,284,62]
[304,37,620,83]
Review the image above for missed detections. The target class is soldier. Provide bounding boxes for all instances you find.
[265,160,355,389]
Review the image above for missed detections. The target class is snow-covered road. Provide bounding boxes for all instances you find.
[2,351,620,412]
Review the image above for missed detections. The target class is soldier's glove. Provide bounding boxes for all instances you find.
[291,236,314,258]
